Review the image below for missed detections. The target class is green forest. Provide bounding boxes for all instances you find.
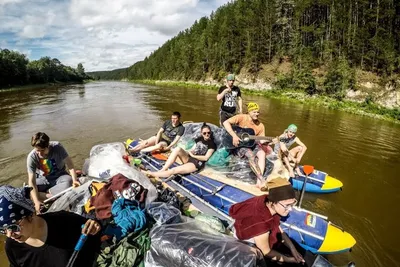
[92,0,400,101]
[0,49,88,89]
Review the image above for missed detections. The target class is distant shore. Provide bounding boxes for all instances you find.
[132,79,400,123]
[0,80,92,92]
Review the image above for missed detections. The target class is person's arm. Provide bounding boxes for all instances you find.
[28,171,42,213]
[279,226,305,263]
[64,156,80,187]
[27,155,42,213]
[189,148,215,161]
[165,135,181,150]
[217,86,231,101]
[253,232,298,263]
[223,116,241,146]
[294,137,307,163]
[155,127,164,144]
[238,96,243,114]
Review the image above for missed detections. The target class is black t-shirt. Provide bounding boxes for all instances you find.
[218,85,241,114]
[6,211,100,267]
[192,136,217,160]
[161,120,185,141]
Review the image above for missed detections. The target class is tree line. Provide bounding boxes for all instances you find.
[0,48,88,89]
[95,0,400,100]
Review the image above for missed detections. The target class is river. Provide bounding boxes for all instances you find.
[0,81,399,266]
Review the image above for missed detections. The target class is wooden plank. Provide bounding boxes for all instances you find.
[199,168,264,196]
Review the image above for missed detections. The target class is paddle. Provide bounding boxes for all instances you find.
[66,225,87,267]
[298,165,314,207]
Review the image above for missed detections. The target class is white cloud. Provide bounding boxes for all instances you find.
[0,0,22,6]
[0,0,230,71]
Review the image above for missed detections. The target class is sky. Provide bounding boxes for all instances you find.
[0,0,229,71]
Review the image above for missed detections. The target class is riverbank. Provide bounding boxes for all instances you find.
[133,79,400,123]
[0,80,90,93]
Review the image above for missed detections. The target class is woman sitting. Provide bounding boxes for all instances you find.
[144,123,216,178]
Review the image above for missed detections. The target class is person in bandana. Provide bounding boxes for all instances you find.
[1,185,101,267]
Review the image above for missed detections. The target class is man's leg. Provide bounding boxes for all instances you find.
[48,174,73,196]
[219,110,233,128]
[243,149,264,188]
[130,136,157,153]
[289,146,303,175]
[141,140,168,153]
[35,177,52,200]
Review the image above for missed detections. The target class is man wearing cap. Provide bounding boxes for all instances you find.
[217,74,243,126]
[229,178,307,265]
[0,185,101,267]
[274,124,307,178]
[223,102,269,189]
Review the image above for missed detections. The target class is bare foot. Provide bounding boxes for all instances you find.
[289,170,295,178]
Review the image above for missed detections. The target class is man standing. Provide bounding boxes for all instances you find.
[27,132,79,213]
[217,74,243,126]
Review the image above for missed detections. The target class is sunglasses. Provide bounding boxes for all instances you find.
[278,200,297,211]
[202,131,211,135]
[0,224,21,235]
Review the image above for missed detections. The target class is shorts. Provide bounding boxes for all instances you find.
[159,137,171,146]
[36,174,73,195]
[187,157,205,170]
[219,110,235,126]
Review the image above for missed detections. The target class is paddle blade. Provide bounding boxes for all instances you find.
[303,165,314,176]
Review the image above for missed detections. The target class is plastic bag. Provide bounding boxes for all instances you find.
[145,221,264,267]
[146,202,182,225]
[47,181,91,214]
[87,142,157,206]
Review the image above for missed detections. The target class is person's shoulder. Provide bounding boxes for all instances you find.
[27,149,36,159]
[41,210,82,221]
[49,141,62,148]
[233,85,240,90]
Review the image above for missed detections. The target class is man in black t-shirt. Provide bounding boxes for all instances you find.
[129,111,185,154]
[217,74,243,126]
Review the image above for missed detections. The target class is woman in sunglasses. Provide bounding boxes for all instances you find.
[229,178,308,266]
[1,185,101,267]
[144,123,216,178]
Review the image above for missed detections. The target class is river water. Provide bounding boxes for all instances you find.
[0,81,399,266]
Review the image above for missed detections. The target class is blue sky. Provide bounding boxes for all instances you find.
[0,0,229,71]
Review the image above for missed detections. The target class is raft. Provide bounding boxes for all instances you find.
[139,153,356,255]
[291,166,343,194]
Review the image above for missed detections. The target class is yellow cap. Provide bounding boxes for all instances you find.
[247,102,260,112]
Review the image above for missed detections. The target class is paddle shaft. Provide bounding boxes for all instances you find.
[298,167,314,207]
[66,227,87,267]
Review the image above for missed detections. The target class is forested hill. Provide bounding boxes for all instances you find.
[0,49,89,89]
[96,0,400,101]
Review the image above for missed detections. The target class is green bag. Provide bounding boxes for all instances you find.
[206,147,231,167]
[94,228,151,267]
